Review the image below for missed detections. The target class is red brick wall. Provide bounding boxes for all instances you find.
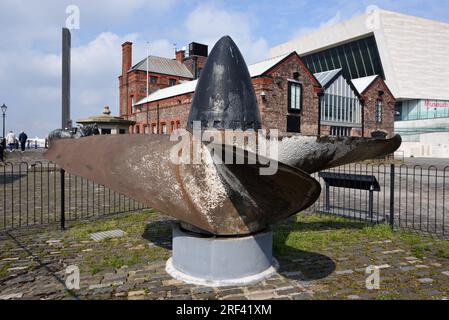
[128,93,193,134]
[183,55,208,79]
[119,42,193,118]
[120,71,192,118]
[127,53,322,136]
[255,54,321,135]
[361,77,396,138]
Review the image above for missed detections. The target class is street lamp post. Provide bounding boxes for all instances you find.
[1,103,7,138]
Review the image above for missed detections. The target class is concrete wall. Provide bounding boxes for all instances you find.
[398,132,449,158]
[271,9,449,101]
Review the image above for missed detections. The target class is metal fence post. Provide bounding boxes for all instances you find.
[60,168,66,230]
[389,164,395,229]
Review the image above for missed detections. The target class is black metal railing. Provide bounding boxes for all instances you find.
[1,161,147,231]
[1,160,448,237]
[306,162,449,237]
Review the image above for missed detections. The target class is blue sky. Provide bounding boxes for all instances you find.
[1,0,448,137]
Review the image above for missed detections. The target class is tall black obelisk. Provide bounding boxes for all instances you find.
[62,28,71,130]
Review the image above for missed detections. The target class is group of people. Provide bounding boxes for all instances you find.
[0,130,28,162]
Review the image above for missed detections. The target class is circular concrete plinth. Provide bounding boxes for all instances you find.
[165,224,278,287]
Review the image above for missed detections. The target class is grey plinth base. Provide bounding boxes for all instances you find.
[165,224,278,287]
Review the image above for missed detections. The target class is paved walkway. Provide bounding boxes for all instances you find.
[0,211,448,300]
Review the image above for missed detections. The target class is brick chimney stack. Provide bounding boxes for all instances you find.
[175,49,185,63]
[121,41,132,117]
[122,42,133,78]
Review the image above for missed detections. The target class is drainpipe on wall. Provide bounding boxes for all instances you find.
[360,98,365,137]
[146,103,150,133]
[193,56,198,79]
[157,104,160,134]
[317,90,324,136]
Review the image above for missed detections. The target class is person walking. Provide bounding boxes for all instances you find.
[6,130,16,152]
[18,131,28,153]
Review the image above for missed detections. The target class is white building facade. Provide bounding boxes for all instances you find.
[271,9,449,158]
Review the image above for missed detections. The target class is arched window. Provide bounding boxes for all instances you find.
[170,121,175,134]
[151,123,157,134]
[135,125,140,134]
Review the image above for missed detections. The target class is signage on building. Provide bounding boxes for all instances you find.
[424,100,449,109]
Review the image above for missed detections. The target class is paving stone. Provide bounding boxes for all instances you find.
[347,295,361,300]
[382,249,405,254]
[217,288,244,297]
[190,287,214,295]
[281,271,303,278]
[430,263,442,267]
[2,257,20,262]
[167,295,193,300]
[291,293,313,300]
[425,290,441,296]
[114,292,128,298]
[102,274,128,283]
[88,283,114,290]
[46,240,61,245]
[399,266,415,272]
[405,257,419,261]
[418,278,434,284]
[223,295,248,300]
[336,269,354,275]
[276,287,300,296]
[0,293,23,300]
[7,266,29,272]
[90,230,126,242]
[441,271,449,276]
[415,265,430,269]
[246,290,276,300]
[128,290,146,297]
[92,287,114,295]
[162,279,184,286]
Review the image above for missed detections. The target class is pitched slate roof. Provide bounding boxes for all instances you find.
[351,75,379,94]
[314,69,342,88]
[247,53,290,77]
[136,53,294,105]
[131,55,194,79]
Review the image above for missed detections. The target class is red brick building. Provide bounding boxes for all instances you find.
[119,41,208,131]
[119,41,395,138]
[352,75,396,138]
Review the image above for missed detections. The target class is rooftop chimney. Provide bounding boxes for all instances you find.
[122,42,133,78]
[175,50,185,63]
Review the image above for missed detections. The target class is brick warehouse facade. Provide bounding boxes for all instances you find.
[119,41,396,138]
[360,76,396,138]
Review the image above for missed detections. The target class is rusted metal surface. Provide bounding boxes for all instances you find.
[44,35,402,236]
[44,134,320,235]
[278,134,402,174]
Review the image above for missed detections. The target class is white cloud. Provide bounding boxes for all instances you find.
[0,0,271,137]
[185,3,270,64]
[291,11,342,39]
[0,0,181,137]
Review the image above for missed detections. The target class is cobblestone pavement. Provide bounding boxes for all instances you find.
[0,211,448,300]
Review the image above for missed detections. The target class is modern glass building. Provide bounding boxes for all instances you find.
[271,9,449,157]
[302,36,384,81]
[314,69,362,134]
